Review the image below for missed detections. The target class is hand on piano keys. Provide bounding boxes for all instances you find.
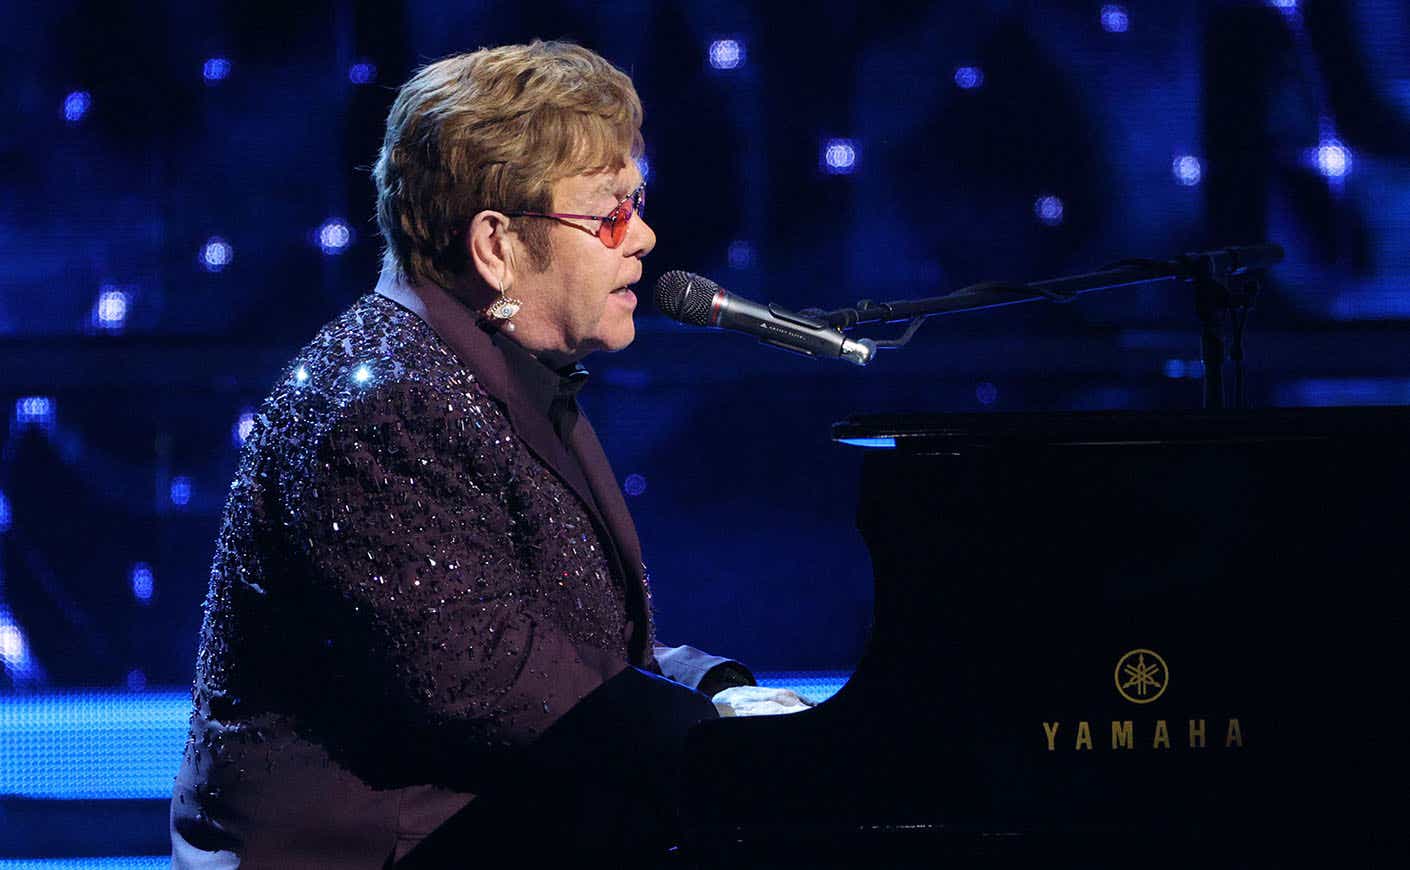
[710,686,816,717]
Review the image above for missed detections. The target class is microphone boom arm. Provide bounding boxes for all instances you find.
[817,243,1282,408]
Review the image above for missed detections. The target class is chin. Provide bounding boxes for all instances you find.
[598,319,636,353]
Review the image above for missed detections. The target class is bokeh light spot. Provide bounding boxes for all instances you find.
[131,563,154,603]
[821,139,858,174]
[1172,155,1203,186]
[63,91,91,123]
[233,410,256,447]
[1100,5,1130,33]
[1314,140,1352,178]
[708,39,746,70]
[318,219,354,254]
[94,287,130,330]
[954,66,984,89]
[728,240,754,270]
[201,237,234,272]
[203,58,231,82]
[349,62,377,85]
[1034,195,1065,226]
[15,397,55,429]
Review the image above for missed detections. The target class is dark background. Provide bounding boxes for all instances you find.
[2,0,1407,691]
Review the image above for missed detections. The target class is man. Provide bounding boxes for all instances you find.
[171,41,761,867]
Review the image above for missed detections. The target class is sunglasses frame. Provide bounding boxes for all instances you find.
[503,183,646,249]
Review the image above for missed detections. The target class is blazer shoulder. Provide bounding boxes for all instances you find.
[241,294,508,477]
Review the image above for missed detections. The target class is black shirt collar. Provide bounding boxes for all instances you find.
[489,327,589,440]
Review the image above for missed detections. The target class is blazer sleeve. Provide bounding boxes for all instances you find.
[280,383,629,785]
[652,643,756,694]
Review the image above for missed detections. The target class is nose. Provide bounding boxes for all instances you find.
[624,211,656,259]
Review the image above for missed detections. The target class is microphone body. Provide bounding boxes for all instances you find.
[654,271,875,366]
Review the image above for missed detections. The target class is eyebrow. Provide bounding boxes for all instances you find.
[589,178,640,210]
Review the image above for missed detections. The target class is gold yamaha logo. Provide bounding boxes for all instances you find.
[1041,648,1243,751]
[1115,648,1168,704]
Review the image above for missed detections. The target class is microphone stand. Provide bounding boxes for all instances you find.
[816,244,1279,410]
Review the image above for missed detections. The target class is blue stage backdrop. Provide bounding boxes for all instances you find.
[0,2,1408,859]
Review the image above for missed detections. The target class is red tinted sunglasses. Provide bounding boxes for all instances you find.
[504,183,646,249]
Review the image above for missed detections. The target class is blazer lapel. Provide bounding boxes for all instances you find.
[569,415,643,581]
[568,415,651,661]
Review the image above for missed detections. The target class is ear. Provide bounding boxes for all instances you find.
[466,210,517,292]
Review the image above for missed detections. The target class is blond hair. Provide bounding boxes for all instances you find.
[373,41,644,288]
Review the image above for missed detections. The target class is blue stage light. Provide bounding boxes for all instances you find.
[837,437,896,449]
[63,91,90,123]
[15,397,55,429]
[353,364,373,384]
[0,689,190,800]
[0,857,172,870]
[201,236,234,272]
[349,61,378,85]
[93,286,130,330]
[130,563,154,603]
[0,860,171,870]
[954,66,984,90]
[1313,140,1352,178]
[1164,359,1207,379]
[169,476,192,507]
[1172,155,1203,186]
[295,365,310,384]
[1268,0,1298,9]
[708,39,746,71]
[756,669,851,704]
[623,473,648,497]
[318,219,354,254]
[1100,4,1130,33]
[0,491,10,534]
[232,409,256,447]
[203,57,231,82]
[976,382,999,405]
[1332,291,1410,320]
[0,614,29,671]
[727,240,754,270]
[1034,194,1065,226]
[636,155,650,183]
[821,139,858,175]
[1280,377,1410,407]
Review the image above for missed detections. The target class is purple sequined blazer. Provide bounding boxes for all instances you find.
[171,283,730,866]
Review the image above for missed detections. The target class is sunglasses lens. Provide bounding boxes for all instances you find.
[600,206,631,248]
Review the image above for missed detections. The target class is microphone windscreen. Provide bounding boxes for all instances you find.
[653,271,719,326]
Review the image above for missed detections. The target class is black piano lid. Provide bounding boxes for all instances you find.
[686,403,1409,863]
[832,405,1410,450]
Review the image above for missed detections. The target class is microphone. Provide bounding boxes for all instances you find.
[653,271,876,366]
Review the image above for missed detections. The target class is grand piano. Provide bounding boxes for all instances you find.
[681,407,1409,865]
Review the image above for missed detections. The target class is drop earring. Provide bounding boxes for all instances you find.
[485,276,522,333]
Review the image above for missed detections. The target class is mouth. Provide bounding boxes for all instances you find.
[610,284,637,299]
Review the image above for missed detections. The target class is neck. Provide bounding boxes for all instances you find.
[374,269,582,368]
